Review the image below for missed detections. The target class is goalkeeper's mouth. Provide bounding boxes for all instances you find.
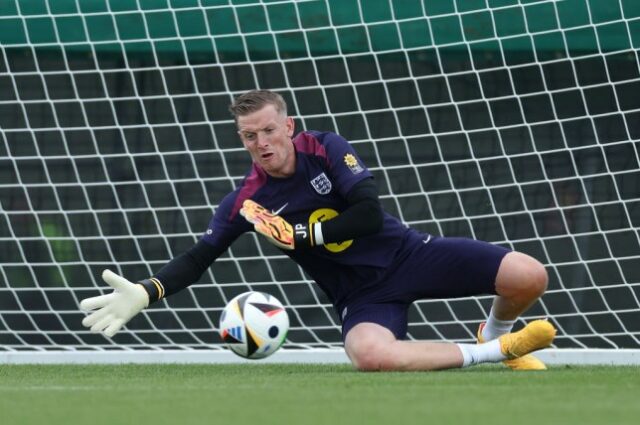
[261,153,274,161]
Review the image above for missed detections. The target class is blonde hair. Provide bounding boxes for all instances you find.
[229,90,287,120]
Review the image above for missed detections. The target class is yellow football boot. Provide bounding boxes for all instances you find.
[478,321,553,370]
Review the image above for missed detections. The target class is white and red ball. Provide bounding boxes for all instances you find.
[219,291,289,359]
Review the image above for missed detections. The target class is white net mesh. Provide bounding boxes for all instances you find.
[0,0,639,353]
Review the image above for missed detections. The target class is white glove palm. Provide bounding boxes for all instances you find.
[80,270,149,337]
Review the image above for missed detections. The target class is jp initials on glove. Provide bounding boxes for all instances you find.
[240,199,317,250]
[79,270,149,337]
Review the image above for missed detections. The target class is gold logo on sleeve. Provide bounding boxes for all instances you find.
[343,153,364,174]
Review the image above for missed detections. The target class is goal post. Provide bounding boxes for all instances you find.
[0,0,639,364]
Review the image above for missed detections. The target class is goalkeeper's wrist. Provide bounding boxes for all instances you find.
[137,278,166,304]
[293,222,324,248]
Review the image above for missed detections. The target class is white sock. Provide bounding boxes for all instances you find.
[457,340,507,367]
[482,307,516,341]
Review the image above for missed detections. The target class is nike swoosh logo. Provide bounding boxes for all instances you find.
[422,235,432,244]
[271,203,288,215]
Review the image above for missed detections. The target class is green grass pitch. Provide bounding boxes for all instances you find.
[1,364,638,425]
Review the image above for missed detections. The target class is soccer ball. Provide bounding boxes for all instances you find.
[219,291,289,359]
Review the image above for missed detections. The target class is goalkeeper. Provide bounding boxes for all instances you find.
[81,90,555,371]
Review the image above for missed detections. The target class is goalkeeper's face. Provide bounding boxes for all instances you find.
[237,104,296,178]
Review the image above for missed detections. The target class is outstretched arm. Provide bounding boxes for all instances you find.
[137,240,223,302]
[80,240,224,337]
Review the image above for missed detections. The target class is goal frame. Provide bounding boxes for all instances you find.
[2,348,640,365]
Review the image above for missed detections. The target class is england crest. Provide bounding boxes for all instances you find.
[310,172,332,195]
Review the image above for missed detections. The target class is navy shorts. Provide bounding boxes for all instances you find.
[340,230,510,340]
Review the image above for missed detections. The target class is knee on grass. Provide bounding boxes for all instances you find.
[348,339,403,372]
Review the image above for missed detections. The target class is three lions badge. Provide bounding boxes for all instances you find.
[310,172,332,195]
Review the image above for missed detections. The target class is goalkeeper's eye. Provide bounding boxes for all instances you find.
[242,132,257,142]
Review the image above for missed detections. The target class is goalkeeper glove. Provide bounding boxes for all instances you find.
[240,199,320,250]
[79,269,149,337]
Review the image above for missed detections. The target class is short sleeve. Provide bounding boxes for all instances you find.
[321,132,373,197]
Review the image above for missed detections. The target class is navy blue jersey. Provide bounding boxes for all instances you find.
[202,131,409,307]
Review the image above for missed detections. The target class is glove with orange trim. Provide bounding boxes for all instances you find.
[240,199,317,250]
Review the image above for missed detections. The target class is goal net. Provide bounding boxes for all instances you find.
[1,0,639,361]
